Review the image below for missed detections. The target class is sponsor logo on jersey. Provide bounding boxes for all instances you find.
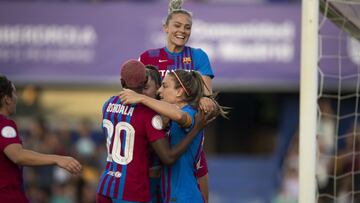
[158,59,167,63]
[158,69,193,78]
[107,170,122,178]
[1,126,16,138]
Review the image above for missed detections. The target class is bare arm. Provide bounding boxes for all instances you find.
[200,75,217,115]
[119,89,191,127]
[150,111,206,165]
[202,75,213,96]
[4,144,82,175]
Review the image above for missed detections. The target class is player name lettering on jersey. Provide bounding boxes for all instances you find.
[106,103,134,116]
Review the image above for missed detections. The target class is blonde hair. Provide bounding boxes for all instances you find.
[165,0,192,26]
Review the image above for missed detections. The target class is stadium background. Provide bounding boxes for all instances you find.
[0,0,359,203]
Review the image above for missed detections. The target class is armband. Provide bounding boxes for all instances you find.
[184,115,192,127]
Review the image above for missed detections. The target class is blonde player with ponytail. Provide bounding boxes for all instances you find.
[139,1,218,202]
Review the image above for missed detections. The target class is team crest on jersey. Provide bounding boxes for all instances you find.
[182,57,192,64]
[151,115,163,130]
[1,126,16,138]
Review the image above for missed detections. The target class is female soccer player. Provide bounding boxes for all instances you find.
[96,60,207,203]
[0,75,82,203]
[119,69,222,203]
[143,65,165,203]
[139,1,216,201]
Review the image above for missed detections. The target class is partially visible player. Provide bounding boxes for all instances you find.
[143,65,163,203]
[96,60,206,203]
[0,75,82,203]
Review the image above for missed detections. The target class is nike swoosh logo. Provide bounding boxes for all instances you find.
[159,59,167,63]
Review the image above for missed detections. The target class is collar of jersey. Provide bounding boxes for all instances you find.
[164,46,187,56]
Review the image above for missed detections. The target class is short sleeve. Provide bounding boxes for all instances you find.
[0,120,21,151]
[193,48,214,79]
[139,51,147,64]
[182,106,196,133]
[139,49,156,67]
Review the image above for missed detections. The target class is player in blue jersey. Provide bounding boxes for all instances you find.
[143,66,218,203]
[139,1,218,201]
[119,69,224,203]
[96,61,208,203]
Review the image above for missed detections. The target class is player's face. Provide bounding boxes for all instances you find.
[143,76,159,99]
[157,74,181,104]
[164,13,192,51]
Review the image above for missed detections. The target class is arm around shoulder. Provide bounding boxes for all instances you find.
[150,111,206,165]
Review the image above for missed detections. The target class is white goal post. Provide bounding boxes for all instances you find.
[300,0,360,203]
[299,0,319,203]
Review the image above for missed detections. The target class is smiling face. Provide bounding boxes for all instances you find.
[164,12,192,53]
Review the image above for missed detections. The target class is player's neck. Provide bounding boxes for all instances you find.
[0,109,10,117]
[166,44,184,53]
[176,101,188,109]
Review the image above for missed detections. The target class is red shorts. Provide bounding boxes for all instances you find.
[196,150,209,178]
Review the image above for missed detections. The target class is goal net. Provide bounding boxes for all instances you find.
[317,0,360,202]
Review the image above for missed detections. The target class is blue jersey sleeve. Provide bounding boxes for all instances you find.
[182,105,197,133]
[193,48,214,79]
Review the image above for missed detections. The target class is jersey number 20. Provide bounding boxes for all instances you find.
[103,119,135,165]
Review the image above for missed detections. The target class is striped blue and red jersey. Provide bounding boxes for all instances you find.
[96,96,166,202]
[139,46,214,80]
[161,105,204,203]
[140,46,211,179]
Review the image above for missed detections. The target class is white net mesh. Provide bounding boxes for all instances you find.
[317,1,360,202]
